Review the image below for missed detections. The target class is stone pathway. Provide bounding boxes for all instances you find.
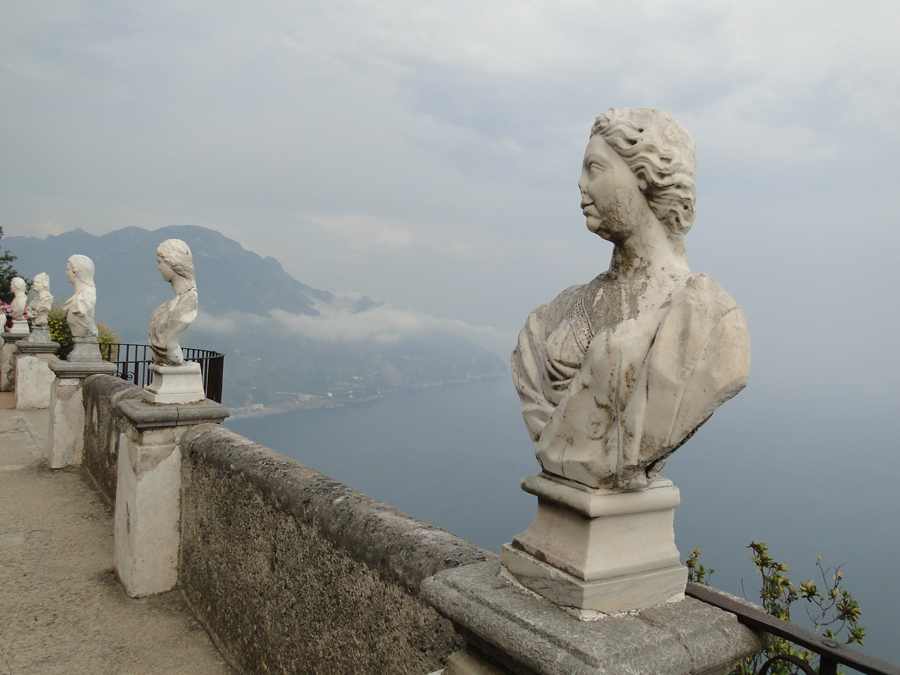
[0,407,233,675]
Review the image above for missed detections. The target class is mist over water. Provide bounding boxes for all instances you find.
[226,377,899,664]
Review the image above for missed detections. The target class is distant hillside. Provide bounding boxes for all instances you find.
[5,225,505,409]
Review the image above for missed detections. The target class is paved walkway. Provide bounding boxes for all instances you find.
[0,401,232,674]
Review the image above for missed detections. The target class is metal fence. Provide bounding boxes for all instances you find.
[99,343,225,404]
[686,583,900,675]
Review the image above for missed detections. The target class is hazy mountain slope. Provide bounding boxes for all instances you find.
[5,225,350,342]
[5,225,505,408]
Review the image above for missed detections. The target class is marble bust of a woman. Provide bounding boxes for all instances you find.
[511,107,751,492]
[62,255,98,338]
[28,273,53,327]
[10,277,28,321]
[148,239,198,366]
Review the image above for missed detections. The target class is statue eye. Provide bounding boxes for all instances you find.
[590,162,604,173]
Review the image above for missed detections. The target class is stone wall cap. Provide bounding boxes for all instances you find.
[422,561,762,675]
[17,341,60,355]
[117,397,230,428]
[1,332,32,342]
[49,360,118,378]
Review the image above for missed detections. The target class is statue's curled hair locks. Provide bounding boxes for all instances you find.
[591,107,697,237]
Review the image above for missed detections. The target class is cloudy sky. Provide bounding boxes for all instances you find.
[4,1,900,657]
[2,0,900,395]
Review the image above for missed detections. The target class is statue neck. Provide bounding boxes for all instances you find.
[171,275,195,296]
[607,214,689,282]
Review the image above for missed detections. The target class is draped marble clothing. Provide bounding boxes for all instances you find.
[148,287,198,366]
[511,273,750,491]
[62,289,98,337]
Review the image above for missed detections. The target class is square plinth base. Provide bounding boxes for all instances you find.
[143,362,205,404]
[500,473,687,614]
[501,544,687,615]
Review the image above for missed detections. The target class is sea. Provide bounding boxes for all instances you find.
[225,376,899,665]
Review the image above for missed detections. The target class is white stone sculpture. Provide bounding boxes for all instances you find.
[10,277,27,320]
[502,108,751,615]
[144,239,204,404]
[8,277,30,334]
[148,239,198,366]
[27,272,54,342]
[63,255,98,338]
[511,107,750,491]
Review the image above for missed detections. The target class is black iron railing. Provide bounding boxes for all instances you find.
[686,583,900,675]
[99,343,225,404]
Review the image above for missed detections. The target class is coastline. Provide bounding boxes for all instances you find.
[226,373,506,421]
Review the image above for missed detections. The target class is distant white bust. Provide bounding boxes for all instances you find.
[10,277,27,321]
[28,273,53,328]
[148,239,198,366]
[512,108,750,491]
[62,255,98,337]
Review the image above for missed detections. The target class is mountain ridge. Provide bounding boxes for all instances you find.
[4,225,505,408]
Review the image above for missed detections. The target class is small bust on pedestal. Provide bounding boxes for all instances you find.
[27,273,54,343]
[62,255,104,362]
[9,277,30,334]
[143,239,204,404]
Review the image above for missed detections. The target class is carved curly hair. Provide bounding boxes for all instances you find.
[156,239,195,282]
[591,107,697,238]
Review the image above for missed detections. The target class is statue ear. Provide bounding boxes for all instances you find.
[638,178,648,191]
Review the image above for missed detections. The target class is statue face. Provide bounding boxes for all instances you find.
[66,262,75,284]
[32,278,46,292]
[157,255,176,283]
[578,135,646,242]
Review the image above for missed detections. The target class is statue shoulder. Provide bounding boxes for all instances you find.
[675,274,744,321]
[535,283,585,330]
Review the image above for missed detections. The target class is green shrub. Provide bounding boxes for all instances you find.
[47,302,118,361]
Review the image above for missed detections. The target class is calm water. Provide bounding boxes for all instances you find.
[226,376,899,664]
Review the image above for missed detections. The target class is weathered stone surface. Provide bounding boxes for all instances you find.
[179,424,494,674]
[9,277,28,321]
[142,362,206,404]
[422,562,763,675]
[62,255,98,339]
[14,352,58,409]
[149,238,198,366]
[500,474,687,613]
[114,428,181,597]
[117,396,229,429]
[26,272,53,339]
[511,107,750,492]
[0,408,231,675]
[48,361,117,468]
[1,333,31,391]
[82,374,145,501]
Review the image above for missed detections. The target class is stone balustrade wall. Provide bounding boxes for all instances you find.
[81,374,493,674]
[82,374,145,500]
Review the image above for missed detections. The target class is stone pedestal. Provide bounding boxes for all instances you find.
[422,562,763,675]
[1,332,32,392]
[48,360,117,468]
[15,341,59,409]
[67,335,106,363]
[114,397,229,597]
[143,362,205,404]
[500,473,687,616]
[9,319,29,334]
[29,324,52,343]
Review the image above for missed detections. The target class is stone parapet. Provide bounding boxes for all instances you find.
[422,562,764,675]
[48,360,117,468]
[112,397,230,598]
[14,341,59,409]
[1,331,32,392]
[178,424,494,674]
